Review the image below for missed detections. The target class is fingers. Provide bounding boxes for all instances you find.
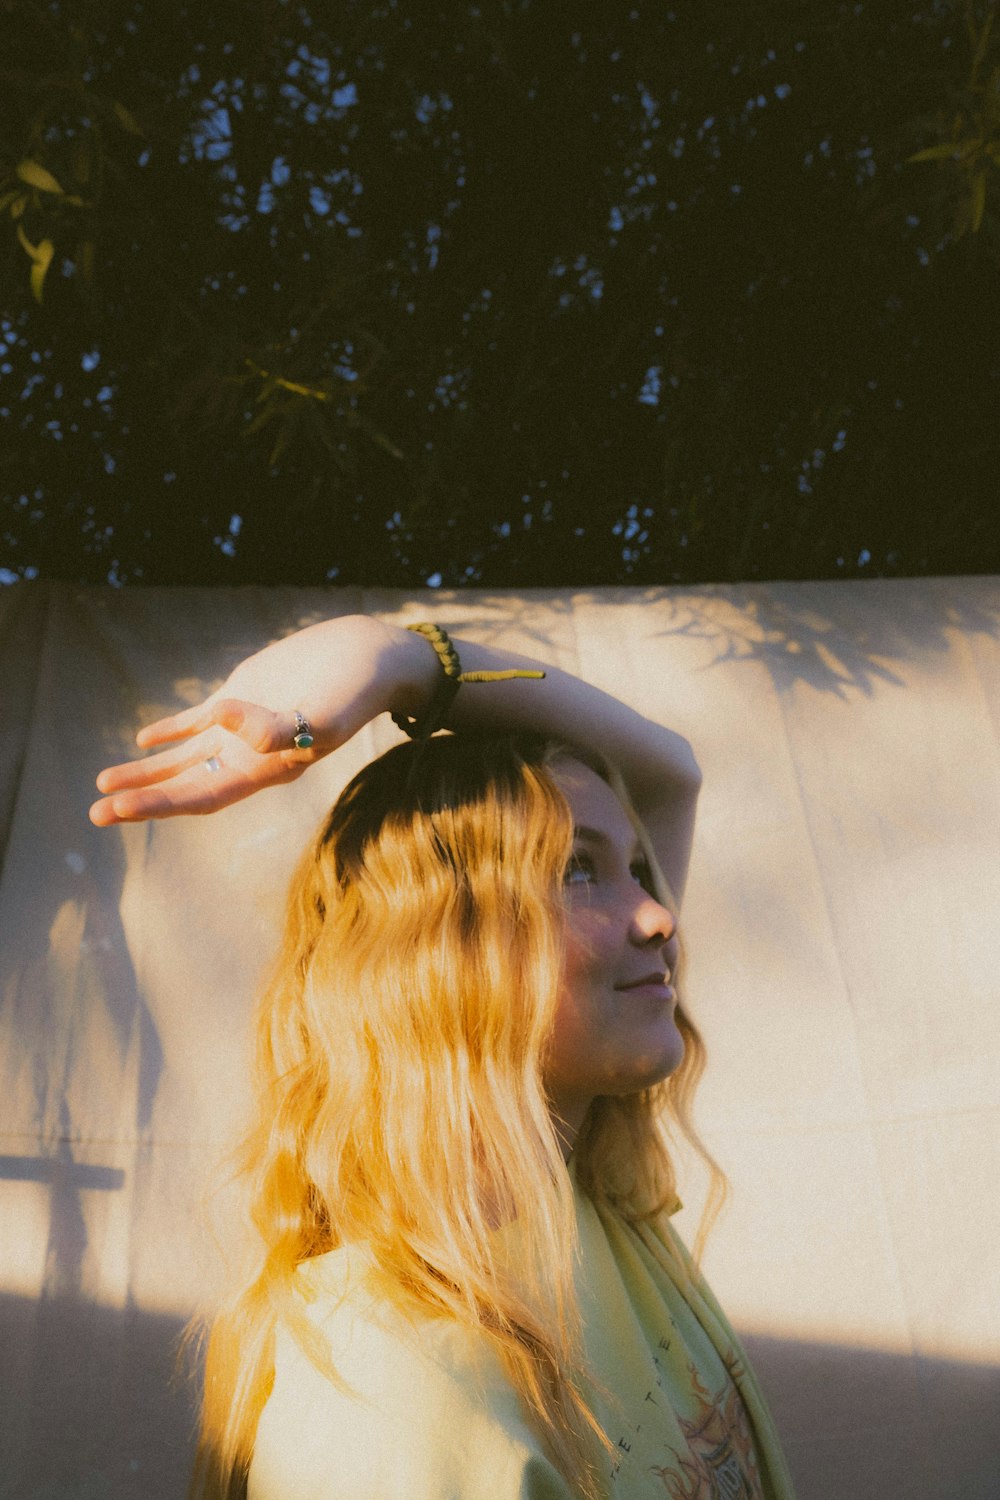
[138,698,309,757]
[90,698,320,826]
[88,796,116,827]
[89,770,246,825]
[89,752,308,825]
[135,702,217,748]
[212,699,303,755]
[96,740,217,794]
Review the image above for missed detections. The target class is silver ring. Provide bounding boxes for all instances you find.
[292,711,314,750]
[204,756,222,774]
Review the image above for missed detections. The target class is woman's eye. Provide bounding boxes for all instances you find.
[564,854,595,885]
[564,854,654,892]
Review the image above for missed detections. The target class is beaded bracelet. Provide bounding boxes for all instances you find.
[390,622,545,740]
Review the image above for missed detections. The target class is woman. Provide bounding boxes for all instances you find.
[91,614,795,1500]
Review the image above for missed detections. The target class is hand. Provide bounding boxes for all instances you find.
[89,615,425,825]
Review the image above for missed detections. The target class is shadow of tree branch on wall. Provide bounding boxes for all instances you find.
[22,579,994,754]
[430,577,1000,702]
[1,582,997,1499]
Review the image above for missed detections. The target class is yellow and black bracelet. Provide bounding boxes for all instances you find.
[391,622,545,740]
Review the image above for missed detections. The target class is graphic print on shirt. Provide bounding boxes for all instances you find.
[650,1357,765,1500]
[608,1327,677,1484]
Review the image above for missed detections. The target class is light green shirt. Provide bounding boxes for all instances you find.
[250,1163,796,1499]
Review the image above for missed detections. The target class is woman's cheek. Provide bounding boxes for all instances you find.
[577,908,619,967]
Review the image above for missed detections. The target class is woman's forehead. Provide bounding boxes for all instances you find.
[548,759,634,842]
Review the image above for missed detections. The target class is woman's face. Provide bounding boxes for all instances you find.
[545,758,682,1147]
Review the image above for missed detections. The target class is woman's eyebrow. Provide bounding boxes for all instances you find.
[572,825,645,861]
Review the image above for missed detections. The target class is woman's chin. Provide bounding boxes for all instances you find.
[610,1023,686,1095]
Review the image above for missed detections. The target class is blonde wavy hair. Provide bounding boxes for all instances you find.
[188,731,726,1500]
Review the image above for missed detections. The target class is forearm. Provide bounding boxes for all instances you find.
[90,611,700,875]
[388,624,701,799]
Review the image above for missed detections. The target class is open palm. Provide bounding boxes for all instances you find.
[89,615,405,825]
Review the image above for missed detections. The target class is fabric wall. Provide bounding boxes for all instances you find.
[1,578,997,1500]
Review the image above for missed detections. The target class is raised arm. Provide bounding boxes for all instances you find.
[437,638,702,907]
[90,615,700,904]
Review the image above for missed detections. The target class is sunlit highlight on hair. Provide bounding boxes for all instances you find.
[187,732,726,1500]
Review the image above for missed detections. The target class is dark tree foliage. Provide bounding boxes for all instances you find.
[1,0,998,587]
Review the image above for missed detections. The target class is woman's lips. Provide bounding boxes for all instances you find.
[616,980,676,1000]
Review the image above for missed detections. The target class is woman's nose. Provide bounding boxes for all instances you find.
[631,893,676,946]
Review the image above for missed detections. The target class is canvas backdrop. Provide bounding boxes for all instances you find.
[1,578,998,1500]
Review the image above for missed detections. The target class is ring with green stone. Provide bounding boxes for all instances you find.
[292,711,314,751]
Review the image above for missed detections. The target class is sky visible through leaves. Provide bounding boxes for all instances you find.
[1,0,998,587]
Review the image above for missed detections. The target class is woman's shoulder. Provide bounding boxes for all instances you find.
[291,1243,496,1383]
[250,1247,574,1500]
[293,1239,378,1317]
